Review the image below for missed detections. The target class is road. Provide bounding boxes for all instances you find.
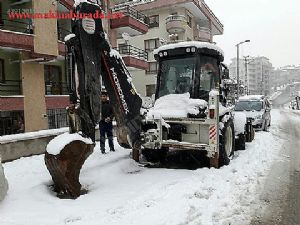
[251,109,300,225]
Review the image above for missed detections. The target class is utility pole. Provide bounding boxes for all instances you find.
[243,56,254,95]
[236,40,250,98]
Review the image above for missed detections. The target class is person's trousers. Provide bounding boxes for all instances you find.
[99,122,114,151]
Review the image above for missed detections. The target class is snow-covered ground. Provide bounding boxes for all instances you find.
[0,110,286,225]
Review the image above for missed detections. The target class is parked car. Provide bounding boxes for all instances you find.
[234,95,271,131]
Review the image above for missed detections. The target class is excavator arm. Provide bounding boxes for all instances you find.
[45,1,143,199]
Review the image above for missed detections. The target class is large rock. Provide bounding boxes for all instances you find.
[0,159,8,202]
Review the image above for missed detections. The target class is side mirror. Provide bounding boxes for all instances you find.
[222,68,229,79]
[221,63,229,79]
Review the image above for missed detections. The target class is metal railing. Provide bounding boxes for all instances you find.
[47,108,68,129]
[165,15,187,23]
[0,16,32,34]
[115,44,148,61]
[45,82,69,95]
[111,5,149,25]
[0,80,22,95]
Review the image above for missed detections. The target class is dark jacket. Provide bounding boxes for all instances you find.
[100,100,114,123]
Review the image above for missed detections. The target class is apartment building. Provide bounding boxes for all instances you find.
[0,0,149,135]
[273,65,300,88]
[115,0,224,97]
[229,56,273,96]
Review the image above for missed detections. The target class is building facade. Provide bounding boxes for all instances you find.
[229,57,273,96]
[0,0,149,135]
[273,65,300,89]
[115,0,224,97]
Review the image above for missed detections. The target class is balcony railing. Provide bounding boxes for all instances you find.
[166,15,187,34]
[193,26,211,42]
[0,80,22,95]
[115,44,148,61]
[111,5,149,25]
[45,82,69,95]
[0,16,32,34]
[165,15,186,23]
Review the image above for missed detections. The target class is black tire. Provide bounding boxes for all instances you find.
[219,119,235,167]
[141,148,168,163]
[235,133,246,150]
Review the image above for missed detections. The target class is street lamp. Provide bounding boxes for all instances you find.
[236,39,250,98]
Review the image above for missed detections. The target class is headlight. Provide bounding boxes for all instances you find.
[255,115,262,119]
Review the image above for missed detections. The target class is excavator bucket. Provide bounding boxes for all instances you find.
[45,2,105,198]
[45,140,94,199]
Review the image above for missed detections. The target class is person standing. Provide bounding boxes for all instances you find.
[99,91,115,154]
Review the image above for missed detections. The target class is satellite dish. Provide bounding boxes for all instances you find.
[122,33,130,41]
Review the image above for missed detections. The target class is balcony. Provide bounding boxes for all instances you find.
[45,82,69,95]
[193,26,211,42]
[165,15,187,34]
[110,5,149,37]
[0,80,22,96]
[0,16,66,57]
[115,44,148,70]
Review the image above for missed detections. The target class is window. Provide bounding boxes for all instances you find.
[149,15,159,28]
[144,38,159,51]
[157,57,196,98]
[146,62,158,74]
[187,14,192,28]
[44,65,62,95]
[146,84,156,97]
[0,59,4,83]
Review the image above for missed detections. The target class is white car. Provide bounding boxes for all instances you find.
[234,95,271,131]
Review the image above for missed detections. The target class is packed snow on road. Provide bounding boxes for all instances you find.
[0,110,287,225]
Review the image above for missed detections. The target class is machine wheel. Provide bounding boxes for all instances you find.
[141,148,168,163]
[219,119,235,167]
[235,133,246,150]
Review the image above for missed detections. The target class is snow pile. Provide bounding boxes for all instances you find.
[0,159,8,202]
[238,95,264,101]
[0,110,288,225]
[147,93,207,118]
[269,91,282,101]
[0,110,285,225]
[233,112,247,135]
[153,41,224,57]
[46,132,93,155]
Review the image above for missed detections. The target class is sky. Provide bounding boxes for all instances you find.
[205,0,300,68]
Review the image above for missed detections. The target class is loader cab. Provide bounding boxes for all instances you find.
[154,42,224,102]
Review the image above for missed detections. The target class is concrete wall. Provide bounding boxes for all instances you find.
[0,128,101,162]
[0,160,8,202]
[21,53,48,132]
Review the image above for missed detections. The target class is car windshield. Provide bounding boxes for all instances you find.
[157,56,196,98]
[235,101,263,111]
